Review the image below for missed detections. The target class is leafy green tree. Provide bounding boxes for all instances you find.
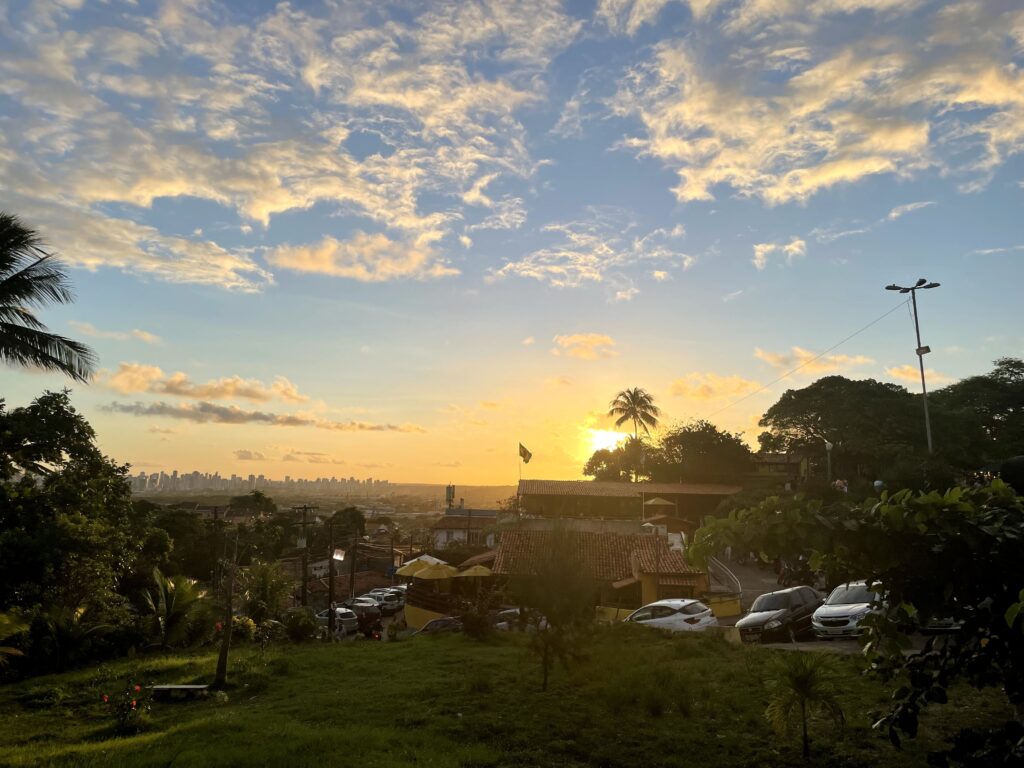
[239,560,291,623]
[758,375,984,486]
[932,357,1024,462]
[519,529,595,691]
[0,212,96,381]
[0,392,158,612]
[608,387,661,440]
[583,447,632,481]
[143,567,204,651]
[648,420,752,483]
[764,652,845,761]
[229,490,277,515]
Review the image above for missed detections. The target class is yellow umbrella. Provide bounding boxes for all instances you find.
[414,563,459,580]
[454,565,493,578]
[395,559,429,577]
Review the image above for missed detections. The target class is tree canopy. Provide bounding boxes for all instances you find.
[647,420,752,483]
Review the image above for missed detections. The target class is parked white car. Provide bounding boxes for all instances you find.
[624,599,718,632]
[812,581,881,638]
[315,607,359,634]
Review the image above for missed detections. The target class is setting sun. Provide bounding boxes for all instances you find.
[588,429,629,454]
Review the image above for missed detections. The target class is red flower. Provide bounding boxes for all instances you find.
[102,694,109,703]
[215,622,223,632]
[134,685,141,692]
[131,700,137,709]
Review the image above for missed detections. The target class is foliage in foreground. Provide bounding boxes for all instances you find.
[692,481,1024,766]
[0,631,1011,768]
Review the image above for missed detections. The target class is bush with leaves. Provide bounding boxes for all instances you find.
[516,528,596,691]
[101,678,151,736]
[283,608,319,643]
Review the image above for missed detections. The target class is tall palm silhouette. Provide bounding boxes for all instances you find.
[608,387,661,440]
[0,212,95,382]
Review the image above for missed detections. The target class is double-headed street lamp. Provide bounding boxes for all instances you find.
[885,278,941,454]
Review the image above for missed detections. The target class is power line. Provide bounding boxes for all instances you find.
[704,299,911,420]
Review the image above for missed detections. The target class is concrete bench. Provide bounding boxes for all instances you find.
[149,684,210,702]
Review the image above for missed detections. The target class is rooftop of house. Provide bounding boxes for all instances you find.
[517,479,741,498]
[492,529,702,582]
[432,516,494,530]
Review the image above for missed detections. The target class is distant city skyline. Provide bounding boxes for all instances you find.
[131,468,391,495]
[3,1,1022,483]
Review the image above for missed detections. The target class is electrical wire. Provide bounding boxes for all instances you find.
[704,299,911,420]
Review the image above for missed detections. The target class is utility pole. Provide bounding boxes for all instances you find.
[327,513,336,639]
[885,279,941,454]
[348,533,359,599]
[292,504,318,607]
[655,529,661,602]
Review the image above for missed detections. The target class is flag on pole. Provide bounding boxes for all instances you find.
[518,443,533,464]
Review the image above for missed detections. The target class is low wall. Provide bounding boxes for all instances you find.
[705,593,742,618]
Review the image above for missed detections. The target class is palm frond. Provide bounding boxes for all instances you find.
[0,323,97,382]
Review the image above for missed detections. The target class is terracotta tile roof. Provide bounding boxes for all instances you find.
[305,571,394,596]
[517,479,741,498]
[459,549,497,567]
[432,516,494,530]
[492,530,701,581]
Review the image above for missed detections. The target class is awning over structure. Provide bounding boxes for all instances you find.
[414,563,460,580]
[454,565,493,578]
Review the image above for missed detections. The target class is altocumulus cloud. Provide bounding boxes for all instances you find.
[669,372,761,400]
[104,402,426,433]
[0,1,579,289]
[755,347,874,375]
[266,232,458,282]
[551,333,618,360]
[101,363,309,403]
[608,2,1024,204]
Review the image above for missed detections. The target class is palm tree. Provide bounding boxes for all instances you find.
[0,611,28,668]
[0,212,96,382]
[608,387,661,441]
[764,652,845,760]
[144,567,204,651]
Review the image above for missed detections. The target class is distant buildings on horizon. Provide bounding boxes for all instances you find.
[131,469,390,495]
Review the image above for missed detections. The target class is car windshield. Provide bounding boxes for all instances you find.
[827,583,878,605]
[750,593,790,612]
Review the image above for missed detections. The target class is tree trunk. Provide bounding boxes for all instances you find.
[801,700,809,760]
[542,641,550,691]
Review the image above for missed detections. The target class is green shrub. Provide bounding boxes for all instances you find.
[283,608,319,643]
[230,616,257,644]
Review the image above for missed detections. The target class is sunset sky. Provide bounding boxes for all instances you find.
[2,0,1023,484]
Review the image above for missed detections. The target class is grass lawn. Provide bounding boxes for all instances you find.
[0,627,1011,767]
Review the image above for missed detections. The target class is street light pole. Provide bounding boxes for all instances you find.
[886,279,940,454]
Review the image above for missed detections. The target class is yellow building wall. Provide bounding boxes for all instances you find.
[596,605,635,623]
[405,604,447,631]
[638,573,710,605]
[704,593,742,618]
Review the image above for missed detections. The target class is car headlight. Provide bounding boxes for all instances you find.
[852,608,871,620]
[764,619,782,630]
